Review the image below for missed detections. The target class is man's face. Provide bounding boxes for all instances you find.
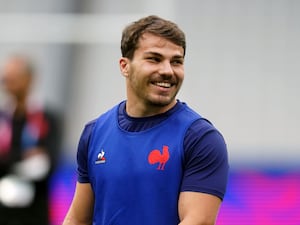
[121,33,185,113]
[1,59,31,100]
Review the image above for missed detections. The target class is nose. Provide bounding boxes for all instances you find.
[158,61,174,76]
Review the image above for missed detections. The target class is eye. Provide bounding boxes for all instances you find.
[171,59,184,66]
[147,57,161,63]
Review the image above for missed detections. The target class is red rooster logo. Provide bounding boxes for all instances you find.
[148,145,170,170]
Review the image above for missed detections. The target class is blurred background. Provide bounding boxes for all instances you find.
[0,0,299,224]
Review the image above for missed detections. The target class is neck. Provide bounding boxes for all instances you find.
[125,100,177,117]
[13,96,27,117]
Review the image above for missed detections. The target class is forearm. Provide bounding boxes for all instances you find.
[178,214,217,225]
[63,218,92,225]
[62,182,94,225]
[62,208,92,225]
[179,219,216,225]
[178,192,221,225]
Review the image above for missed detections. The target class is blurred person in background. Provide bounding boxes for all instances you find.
[63,15,229,225]
[0,55,61,225]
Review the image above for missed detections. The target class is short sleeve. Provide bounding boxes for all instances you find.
[181,119,229,200]
[76,120,95,183]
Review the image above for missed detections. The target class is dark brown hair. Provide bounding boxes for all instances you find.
[121,15,186,59]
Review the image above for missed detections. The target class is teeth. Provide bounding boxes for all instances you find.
[155,82,171,88]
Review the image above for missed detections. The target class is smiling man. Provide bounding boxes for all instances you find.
[63,15,229,225]
[120,32,184,116]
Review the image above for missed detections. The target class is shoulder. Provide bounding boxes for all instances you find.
[0,105,12,119]
[79,102,121,143]
[188,118,216,134]
[77,119,97,165]
[175,102,225,146]
[80,119,97,142]
[183,116,228,171]
[0,110,9,119]
[185,118,227,155]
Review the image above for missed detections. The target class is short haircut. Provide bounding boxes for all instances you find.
[121,15,186,59]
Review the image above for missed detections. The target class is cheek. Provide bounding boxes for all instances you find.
[176,69,184,82]
[129,66,148,82]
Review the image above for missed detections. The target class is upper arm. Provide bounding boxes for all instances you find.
[63,182,94,225]
[63,121,96,225]
[182,120,229,200]
[77,121,95,183]
[179,120,229,224]
[178,191,221,225]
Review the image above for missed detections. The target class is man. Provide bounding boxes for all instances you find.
[0,55,60,225]
[63,15,229,225]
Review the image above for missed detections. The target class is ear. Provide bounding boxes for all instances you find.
[119,57,130,77]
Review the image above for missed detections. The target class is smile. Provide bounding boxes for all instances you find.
[154,82,172,88]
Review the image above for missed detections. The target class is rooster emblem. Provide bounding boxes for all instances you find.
[95,149,106,164]
[148,145,170,170]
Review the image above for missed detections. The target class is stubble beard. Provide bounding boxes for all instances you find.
[145,88,179,108]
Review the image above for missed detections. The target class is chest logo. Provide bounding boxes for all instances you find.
[148,145,170,170]
[95,149,106,164]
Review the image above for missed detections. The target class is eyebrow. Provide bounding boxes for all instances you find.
[144,51,184,59]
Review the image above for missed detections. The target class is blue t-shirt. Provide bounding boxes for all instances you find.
[76,101,229,224]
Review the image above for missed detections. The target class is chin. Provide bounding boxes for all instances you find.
[148,97,175,107]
